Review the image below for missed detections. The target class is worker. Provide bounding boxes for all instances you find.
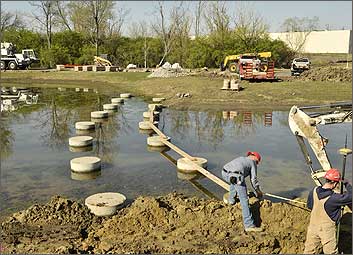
[304,168,352,254]
[222,151,263,232]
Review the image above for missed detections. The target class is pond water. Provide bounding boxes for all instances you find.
[0,86,351,214]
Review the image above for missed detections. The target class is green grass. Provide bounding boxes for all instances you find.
[1,70,351,110]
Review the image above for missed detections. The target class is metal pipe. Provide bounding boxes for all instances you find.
[299,102,352,110]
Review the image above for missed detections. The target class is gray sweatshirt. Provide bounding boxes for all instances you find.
[223,156,260,189]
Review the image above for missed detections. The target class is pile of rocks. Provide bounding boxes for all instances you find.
[148,62,190,78]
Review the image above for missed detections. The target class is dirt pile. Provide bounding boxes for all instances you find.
[300,66,352,82]
[1,196,102,254]
[148,62,190,78]
[1,193,351,254]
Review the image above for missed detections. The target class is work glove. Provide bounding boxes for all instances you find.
[230,176,237,185]
[255,189,263,199]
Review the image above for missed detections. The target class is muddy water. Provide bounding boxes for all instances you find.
[0,86,351,216]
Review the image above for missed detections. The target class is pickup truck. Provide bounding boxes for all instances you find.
[291,57,310,76]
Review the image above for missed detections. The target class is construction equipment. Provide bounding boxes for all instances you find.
[220,51,275,80]
[288,102,352,186]
[94,55,112,66]
[1,42,38,70]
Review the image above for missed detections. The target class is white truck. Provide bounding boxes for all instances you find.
[290,57,311,76]
[1,42,39,70]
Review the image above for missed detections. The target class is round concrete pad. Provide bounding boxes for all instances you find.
[91,111,108,118]
[120,93,132,98]
[177,157,208,173]
[103,104,118,110]
[70,156,101,172]
[146,145,170,153]
[152,97,166,103]
[75,121,95,130]
[147,136,170,147]
[69,136,93,147]
[139,121,158,130]
[143,111,159,119]
[111,98,124,104]
[148,103,163,111]
[85,192,126,216]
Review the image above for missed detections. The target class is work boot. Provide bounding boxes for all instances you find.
[245,227,263,232]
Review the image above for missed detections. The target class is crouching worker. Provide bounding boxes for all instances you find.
[304,168,352,254]
[222,151,263,232]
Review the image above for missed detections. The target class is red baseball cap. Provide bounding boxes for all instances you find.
[247,151,261,163]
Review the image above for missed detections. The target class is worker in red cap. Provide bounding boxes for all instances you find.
[222,151,263,232]
[304,168,352,254]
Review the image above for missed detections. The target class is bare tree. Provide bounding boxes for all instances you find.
[66,0,125,55]
[280,16,319,55]
[87,0,115,56]
[171,3,192,65]
[203,1,231,52]
[53,0,72,31]
[194,1,205,37]
[233,4,268,51]
[204,1,230,35]
[106,6,129,37]
[152,1,182,66]
[30,1,56,49]
[0,9,25,33]
[128,21,151,68]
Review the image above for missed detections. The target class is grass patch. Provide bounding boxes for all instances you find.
[1,70,351,110]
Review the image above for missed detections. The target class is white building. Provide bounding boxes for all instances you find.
[269,30,352,54]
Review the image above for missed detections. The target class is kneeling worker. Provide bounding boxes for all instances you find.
[304,168,352,254]
[222,151,263,232]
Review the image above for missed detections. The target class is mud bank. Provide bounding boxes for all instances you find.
[1,193,352,254]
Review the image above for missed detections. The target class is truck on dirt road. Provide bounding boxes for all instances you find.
[1,42,39,70]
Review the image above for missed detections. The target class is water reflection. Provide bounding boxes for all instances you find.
[0,116,14,160]
[167,110,289,149]
[1,87,39,112]
[71,170,101,181]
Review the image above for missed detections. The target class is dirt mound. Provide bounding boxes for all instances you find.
[88,193,309,254]
[300,66,352,82]
[1,196,102,254]
[1,193,351,254]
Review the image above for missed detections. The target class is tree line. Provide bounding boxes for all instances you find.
[1,1,315,69]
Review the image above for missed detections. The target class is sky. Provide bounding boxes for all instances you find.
[2,1,352,34]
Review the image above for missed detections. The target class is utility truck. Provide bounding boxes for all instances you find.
[1,42,39,70]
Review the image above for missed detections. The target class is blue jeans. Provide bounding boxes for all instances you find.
[222,170,255,228]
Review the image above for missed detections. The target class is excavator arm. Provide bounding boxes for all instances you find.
[94,56,112,66]
[288,102,352,186]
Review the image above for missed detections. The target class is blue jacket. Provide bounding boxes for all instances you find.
[307,182,352,223]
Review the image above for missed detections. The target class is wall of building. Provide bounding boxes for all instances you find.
[269,30,352,54]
